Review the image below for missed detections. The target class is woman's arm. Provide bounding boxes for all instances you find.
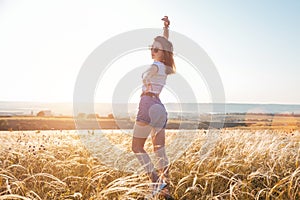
[163,27,169,39]
[142,64,158,85]
[142,64,158,92]
[162,16,170,39]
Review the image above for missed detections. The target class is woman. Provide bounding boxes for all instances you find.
[132,17,175,199]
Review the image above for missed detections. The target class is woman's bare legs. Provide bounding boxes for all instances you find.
[152,128,173,199]
[151,128,169,178]
[132,122,172,198]
[132,121,158,182]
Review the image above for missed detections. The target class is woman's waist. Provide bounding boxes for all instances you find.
[142,84,163,92]
[140,91,160,98]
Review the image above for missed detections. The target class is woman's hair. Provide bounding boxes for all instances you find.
[154,36,176,75]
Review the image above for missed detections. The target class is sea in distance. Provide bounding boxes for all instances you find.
[1,101,300,117]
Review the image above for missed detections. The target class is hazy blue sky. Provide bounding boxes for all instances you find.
[0,0,299,104]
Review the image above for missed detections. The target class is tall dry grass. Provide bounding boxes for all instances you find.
[0,129,299,199]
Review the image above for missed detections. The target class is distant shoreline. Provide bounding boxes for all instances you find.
[1,102,300,117]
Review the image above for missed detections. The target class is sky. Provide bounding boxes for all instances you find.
[0,0,299,104]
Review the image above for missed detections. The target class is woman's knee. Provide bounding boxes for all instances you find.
[132,144,142,153]
[153,144,164,152]
[132,137,146,153]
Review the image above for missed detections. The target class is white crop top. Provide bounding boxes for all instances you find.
[142,61,167,94]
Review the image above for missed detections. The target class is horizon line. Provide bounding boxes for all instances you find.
[1,100,300,106]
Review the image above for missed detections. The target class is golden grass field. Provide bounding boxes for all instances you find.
[0,127,299,200]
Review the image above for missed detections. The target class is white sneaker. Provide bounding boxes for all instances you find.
[151,178,167,197]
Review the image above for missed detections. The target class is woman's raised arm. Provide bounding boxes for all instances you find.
[161,16,170,39]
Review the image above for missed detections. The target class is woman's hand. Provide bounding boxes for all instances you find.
[161,16,170,28]
[164,21,169,27]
